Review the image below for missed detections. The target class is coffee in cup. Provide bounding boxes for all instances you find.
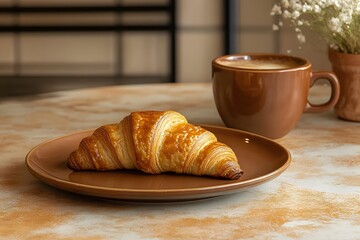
[215,56,301,70]
[212,53,340,139]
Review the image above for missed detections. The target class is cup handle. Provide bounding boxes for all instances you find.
[305,71,340,113]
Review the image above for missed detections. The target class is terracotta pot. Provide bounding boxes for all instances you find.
[329,48,360,121]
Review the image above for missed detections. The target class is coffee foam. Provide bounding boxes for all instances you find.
[216,58,300,70]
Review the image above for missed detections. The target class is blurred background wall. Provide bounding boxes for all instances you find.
[0,0,330,97]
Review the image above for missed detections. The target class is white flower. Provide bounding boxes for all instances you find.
[314,5,321,13]
[328,17,342,33]
[272,24,280,31]
[297,32,306,43]
[329,43,339,50]
[302,3,313,12]
[271,4,282,15]
[325,0,341,9]
[281,0,290,8]
[271,0,360,53]
[290,1,303,11]
[283,10,292,18]
[294,3,303,11]
[303,20,310,26]
[292,10,301,19]
[339,12,352,25]
[316,0,326,8]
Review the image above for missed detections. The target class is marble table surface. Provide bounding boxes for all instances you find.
[0,82,359,240]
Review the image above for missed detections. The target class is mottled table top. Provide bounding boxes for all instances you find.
[0,82,359,240]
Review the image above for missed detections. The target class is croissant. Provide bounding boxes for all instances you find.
[68,111,243,180]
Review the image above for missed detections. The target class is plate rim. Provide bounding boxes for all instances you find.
[25,125,291,200]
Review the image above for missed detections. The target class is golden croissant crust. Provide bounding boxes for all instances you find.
[68,111,243,179]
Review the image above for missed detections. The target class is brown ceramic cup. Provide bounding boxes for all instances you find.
[212,53,340,139]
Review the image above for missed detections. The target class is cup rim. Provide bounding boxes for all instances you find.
[212,53,311,72]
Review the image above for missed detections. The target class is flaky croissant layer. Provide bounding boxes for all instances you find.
[68,111,243,179]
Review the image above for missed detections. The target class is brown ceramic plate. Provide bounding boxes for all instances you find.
[25,125,291,202]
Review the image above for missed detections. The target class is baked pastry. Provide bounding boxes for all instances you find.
[68,111,242,179]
